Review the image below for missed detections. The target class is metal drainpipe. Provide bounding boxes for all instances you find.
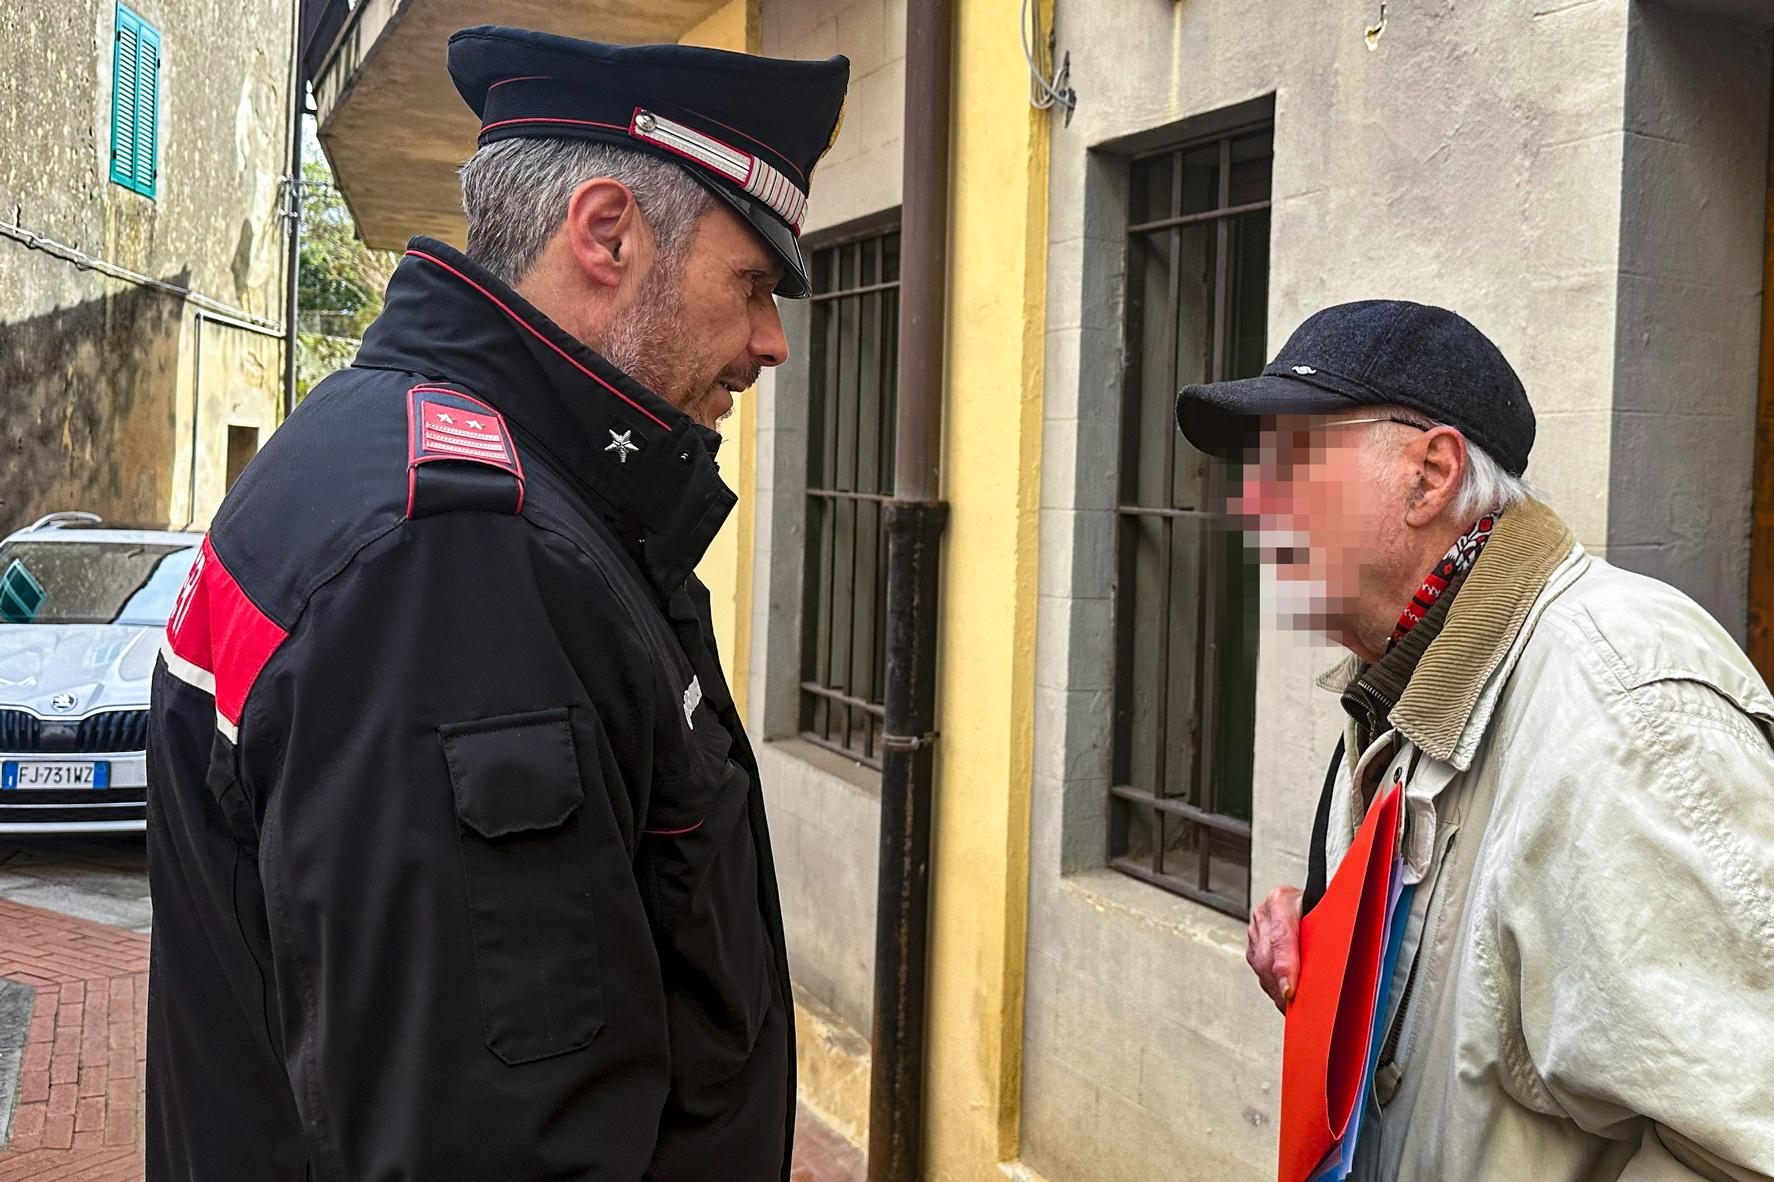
[181,313,207,531]
[280,0,305,420]
[866,0,952,1177]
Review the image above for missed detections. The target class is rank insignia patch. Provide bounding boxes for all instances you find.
[409,387,522,477]
[406,385,526,518]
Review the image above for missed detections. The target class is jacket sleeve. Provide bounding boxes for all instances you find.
[240,513,670,1181]
[1493,652,1774,1182]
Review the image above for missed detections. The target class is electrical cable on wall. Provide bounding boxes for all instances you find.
[1022,0,1076,124]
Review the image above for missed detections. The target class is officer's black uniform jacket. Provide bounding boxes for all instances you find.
[146,238,794,1181]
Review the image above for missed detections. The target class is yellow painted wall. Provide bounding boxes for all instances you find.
[923,0,1050,1177]
[686,3,1052,1175]
[682,0,761,720]
[679,0,760,53]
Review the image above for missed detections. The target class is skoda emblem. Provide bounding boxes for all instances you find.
[50,692,78,713]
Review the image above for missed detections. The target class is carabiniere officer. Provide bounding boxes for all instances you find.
[146,27,849,1180]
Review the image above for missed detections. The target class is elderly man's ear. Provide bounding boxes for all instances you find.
[1404,426,1467,527]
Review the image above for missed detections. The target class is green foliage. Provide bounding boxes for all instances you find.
[297,150,396,340]
[295,332,360,404]
[296,126,393,405]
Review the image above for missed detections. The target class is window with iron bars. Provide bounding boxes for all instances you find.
[1109,123,1272,917]
[800,224,901,770]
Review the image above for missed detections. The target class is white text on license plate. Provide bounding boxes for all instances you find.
[2,761,109,789]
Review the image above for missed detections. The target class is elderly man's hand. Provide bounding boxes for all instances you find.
[1247,885,1303,1013]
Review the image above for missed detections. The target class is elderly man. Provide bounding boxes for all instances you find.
[146,28,847,1181]
[1177,300,1774,1181]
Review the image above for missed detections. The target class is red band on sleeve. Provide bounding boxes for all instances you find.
[164,537,288,734]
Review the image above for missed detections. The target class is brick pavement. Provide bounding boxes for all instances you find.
[0,895,864,1181]
[0,897,149,1179]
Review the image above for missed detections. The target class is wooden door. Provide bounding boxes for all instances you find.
[1750,82,1774,681]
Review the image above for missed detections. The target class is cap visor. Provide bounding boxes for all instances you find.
[1174,374,1361,459]
[695,177,812,299]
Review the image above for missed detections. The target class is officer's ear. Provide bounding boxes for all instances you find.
[562,177,648,292]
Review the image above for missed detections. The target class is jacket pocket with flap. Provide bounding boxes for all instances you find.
[440,707,605,1065]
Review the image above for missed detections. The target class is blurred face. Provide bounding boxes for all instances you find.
[1228,414,1421,647]
[602,204,789,430]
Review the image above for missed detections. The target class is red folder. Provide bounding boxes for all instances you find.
[1277,784,1402,1182]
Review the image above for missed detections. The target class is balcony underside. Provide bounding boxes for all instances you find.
[313,0,733,250]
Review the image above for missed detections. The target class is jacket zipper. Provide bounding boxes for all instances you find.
[1380,830,1459,1073]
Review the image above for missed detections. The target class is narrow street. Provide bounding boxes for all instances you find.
[0,839,862,1179]
[0,841,151,934]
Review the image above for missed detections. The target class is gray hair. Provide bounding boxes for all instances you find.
[1370,405,1534,521]
[458,137,715,286]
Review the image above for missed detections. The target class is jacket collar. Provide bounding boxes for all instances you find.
[1317,499,1578,766]
[355,237,736,597]
[1340,564,1467,753]
[1391,499,1575,764]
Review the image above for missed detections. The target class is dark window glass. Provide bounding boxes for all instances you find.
[800,225,900,769]
[226,425,260,491]
[1110,124,1272,917]
[0,542,198,626]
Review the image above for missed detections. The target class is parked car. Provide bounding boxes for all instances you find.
[0,512,201,833]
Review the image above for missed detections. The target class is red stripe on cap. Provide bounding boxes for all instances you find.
[405,250,672,431]
[479,116,628,135]
[164,537,288,731]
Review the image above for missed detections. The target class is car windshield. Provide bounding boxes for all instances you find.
[0,540,199,626]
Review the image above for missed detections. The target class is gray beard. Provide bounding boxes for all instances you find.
[600,260,691,405]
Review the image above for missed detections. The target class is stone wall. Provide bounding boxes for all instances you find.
[0,0,293,530]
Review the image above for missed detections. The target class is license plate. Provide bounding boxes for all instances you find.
[1,761,110,789]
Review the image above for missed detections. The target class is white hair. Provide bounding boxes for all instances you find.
[458,137,715,286]
[1367,405,1534,521]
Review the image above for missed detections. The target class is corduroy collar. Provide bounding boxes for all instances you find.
[1341,566,1466,754]
[1323,499,1577,764]
[1391,499,1575,761]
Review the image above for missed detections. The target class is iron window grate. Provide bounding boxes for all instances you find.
[1109,122,1273,918]
[800,226,901,770]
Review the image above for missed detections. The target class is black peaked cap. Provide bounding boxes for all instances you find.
[448,26,850,299]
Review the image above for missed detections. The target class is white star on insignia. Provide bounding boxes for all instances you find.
[466,419,484,430]
[606,429,639,463]
[437,412,454,424]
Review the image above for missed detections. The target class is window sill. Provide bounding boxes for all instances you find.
[760,735,883,798]
[1056,865,1248,953]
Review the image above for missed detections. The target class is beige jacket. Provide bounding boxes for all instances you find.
[1322,502,1774,1182]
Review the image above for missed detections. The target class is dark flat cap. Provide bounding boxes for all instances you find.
[1174,299,1536,476]
[448,26,850,298]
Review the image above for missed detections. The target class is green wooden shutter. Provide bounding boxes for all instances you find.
[110,4,160,198]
